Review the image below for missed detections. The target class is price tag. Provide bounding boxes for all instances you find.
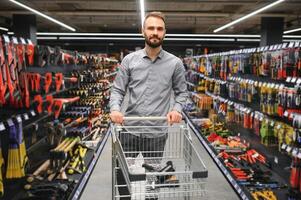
[289,42,295,48]
[3,35,10,43]
[30,110,36,116]
[284,111,289,117]
[269,45,273,51]
[295,41,300,47]
[12,37,18,44]
[277,124,282,129]
[259,82,263,87]
[297,78,301,84]
[274,156,278,164]
[291,77,297,83]
[298,151,301,159]
[270,121,275,126]
[260,116,264,121]
[7,118,14,127]
[292,148,299,157]
[16,115,22,123]
[286,146,292,153]
[263,46,268,51]
[0,122,5,131]
[27,39,33,45]
[281,143,287,150]
[282,43,288,48]
[20,37,26,44]
[286,77,292,82]
[23,113,29,120]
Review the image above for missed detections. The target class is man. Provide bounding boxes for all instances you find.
[110,11,187,199]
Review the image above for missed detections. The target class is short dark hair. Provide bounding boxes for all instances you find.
[143,11,166,28]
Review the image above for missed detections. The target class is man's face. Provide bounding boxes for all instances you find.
[142,16,166,48]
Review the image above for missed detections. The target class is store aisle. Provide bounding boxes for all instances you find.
[82,124,240,200]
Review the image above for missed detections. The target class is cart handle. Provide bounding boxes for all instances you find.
[123,116,167,121]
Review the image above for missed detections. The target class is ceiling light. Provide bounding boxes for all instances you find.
[214,0,286,33]
[283,39,301,42]
[36,37,57,40]
[140,0,145,28]
[37,32,142,36]
[164,38,235,41]
[59,37,145,40]
[168,34,260,38]
[283,35,301,38]
[8,0,75,32]
[284,27,301,34]
[0,26,9,31]
[236,39,260,42]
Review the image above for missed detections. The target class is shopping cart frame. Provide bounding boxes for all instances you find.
[112,116,208,200]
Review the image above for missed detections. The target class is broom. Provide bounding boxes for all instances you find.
[16,121,27,177]
[6,124,23,179]
[0,137,4,196]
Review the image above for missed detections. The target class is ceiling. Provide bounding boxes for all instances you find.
[0,0,300,34]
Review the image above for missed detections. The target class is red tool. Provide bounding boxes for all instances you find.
[53,96,80,119]
[0,37,7,105]
[55,73,78,92]
[44,72,52,93]
[26,43,34,66]
[290,157,300,189]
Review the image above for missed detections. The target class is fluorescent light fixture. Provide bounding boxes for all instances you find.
[283,35,301,38]
[168,34,260,38]
[283,39,301,42]
[59,37,145,40]
[164,38,235,41]
[37,32,141,36]
[284,28,301,34]
[8,32,14,35]
[214,0,286,33]
[140,0,145,28]
[37,37,57,40]
[237,39,260,42]
[0,26,9,31]
[8,0,76,32]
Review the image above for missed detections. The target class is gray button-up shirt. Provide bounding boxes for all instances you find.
[110,48,188,137]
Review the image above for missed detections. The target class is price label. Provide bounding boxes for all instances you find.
[269,45,274,51]
[289,42,295,48]
[298,151,301,159]
[16,115,22,123]
[0,122,5,131]
[291,77,297,83]
[264,46,268,51]
[3,35,10,43]
[295,41,300,47]
[12,37,18,44]
[286,77,292,82]
[286,146,292,153]
[23,113,29,120]
[274,156,278,164]
[7,118,14,127]
[281,143,287,150]
[297,78,301,84]
[277,124,282,129]
[20,37,26,44]
[270,121,275,126]
[31,110,36,116]
[27,39,33,44]
[284,111,289,117]
[292,148,299,157]
[282,43,288,48]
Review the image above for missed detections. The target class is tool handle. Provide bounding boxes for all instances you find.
[123,116,167,121]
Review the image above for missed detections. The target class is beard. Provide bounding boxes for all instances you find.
[145,35,163,48]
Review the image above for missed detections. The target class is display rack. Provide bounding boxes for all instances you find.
[184,41,301,200]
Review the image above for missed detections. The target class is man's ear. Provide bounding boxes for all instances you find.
[142,29,146,38]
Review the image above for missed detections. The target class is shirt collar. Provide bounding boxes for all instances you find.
[142,48,164,60]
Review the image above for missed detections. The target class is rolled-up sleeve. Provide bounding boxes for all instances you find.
[172,59,188,113]
[109,57,130,112]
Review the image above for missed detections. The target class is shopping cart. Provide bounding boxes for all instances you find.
[112,116,208,200]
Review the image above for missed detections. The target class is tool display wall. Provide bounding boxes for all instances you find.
[0,34,118,200]
[184,41,301,200]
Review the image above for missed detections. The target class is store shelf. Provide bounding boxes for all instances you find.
[183,112,251,200]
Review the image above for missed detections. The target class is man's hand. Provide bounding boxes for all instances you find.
[167,110,182,125]
[110,111,124,124]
